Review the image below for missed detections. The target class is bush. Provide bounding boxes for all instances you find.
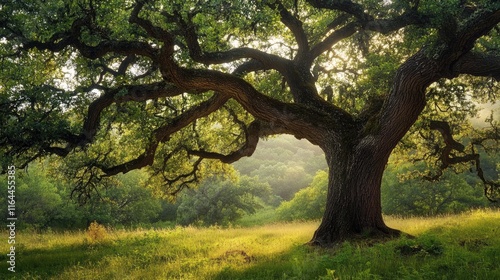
[87,221,108,244]
[176,176,272,226]
[276,170,328,221]
[382,163,489,216]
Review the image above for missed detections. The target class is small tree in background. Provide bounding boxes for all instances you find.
[382,163,490,216]
[176,176,271,226]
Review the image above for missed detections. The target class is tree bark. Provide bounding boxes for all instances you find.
[310,137,400,246]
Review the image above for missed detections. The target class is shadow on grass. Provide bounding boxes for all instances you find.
[213,217,500,280]
[212,244,338,280]
[0,234,167,279]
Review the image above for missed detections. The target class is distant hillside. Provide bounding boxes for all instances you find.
[233,135,327,200]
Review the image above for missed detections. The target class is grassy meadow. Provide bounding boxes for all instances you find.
[1,209,500,279]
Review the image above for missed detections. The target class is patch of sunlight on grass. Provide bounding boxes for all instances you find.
[385,209,500,236]
[14,230,87,251]
[48,221,319,280]
[4,209,500,280]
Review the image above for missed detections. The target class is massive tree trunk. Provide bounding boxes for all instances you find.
[309,51,434,245]
[310,137,399,245]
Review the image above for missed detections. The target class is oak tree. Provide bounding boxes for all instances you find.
[1,0,500,245]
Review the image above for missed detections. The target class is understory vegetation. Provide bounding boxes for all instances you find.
[1,135,497,231]
[1,134,497,278]
[1,210,499,279]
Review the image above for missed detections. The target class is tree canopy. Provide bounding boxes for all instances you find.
[1,0,500,245]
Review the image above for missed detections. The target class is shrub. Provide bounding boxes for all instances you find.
[276,170,328,221]
[87,221,108,244]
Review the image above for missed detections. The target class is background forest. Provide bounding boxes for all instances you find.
[2,133,497,231]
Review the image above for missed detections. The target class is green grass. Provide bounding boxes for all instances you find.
[1,209,500,279]
[236,206,279,227]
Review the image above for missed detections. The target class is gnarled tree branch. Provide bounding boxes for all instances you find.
[269,0,309,57]
[97,93,229,176]
[160,56,353,146]
[452,52,500,80]
[186,120,288,164]
[428,120,499,202]
[81,82,186,144]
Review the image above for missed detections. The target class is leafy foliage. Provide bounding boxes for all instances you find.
[176,176,271,226]
[382,161,493,216]
[0,162,165,230]
[277,170,328,221]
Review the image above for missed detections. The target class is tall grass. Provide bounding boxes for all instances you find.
[1,209,499,279]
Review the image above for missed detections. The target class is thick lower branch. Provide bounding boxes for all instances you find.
[96,93,229,176]
[98,143,159,176]
[452,52,500,80]
[81,82,186,144]
[428,120,499,202]
[186,120,288,163]
[161,57,347,146]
